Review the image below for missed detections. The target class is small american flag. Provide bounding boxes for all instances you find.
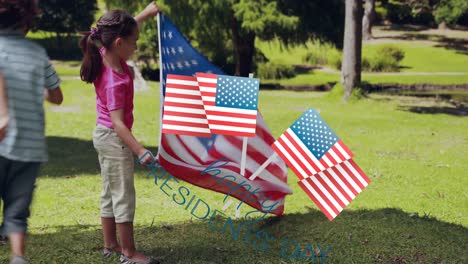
[298,159,370,221]
[161,74,211,137]
[272,108,353,180]
[196,73,259,137]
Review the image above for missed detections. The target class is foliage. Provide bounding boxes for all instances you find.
[383,0,468,26]
[256,62,295,79]
[33,0,98,36]
[102,0,162,69]
[103,0,344,75]
[434,0,468,26]
[302,41,339,66]
[377,44,405,62]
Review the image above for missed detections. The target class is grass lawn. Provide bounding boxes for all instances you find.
[1,78,466,263]
[363,42,468,73]
[265,71,468,86]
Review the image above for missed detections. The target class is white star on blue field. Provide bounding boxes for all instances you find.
[215,75,260,110]
[290,108,339,159]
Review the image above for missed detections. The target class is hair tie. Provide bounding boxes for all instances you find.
[90,27,100,39]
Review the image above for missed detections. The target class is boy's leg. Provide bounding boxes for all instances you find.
[0,156,40,258]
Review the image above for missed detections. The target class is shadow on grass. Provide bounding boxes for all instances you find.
[4,208,465,263]
[375,32,468,55]
[41,136,158,177]
[398,105,468,116]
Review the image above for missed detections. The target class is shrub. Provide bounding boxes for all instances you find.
[328,51,342,70]
[376,44,405,62]
[302,41,342,70]
[256,62,295,80]
[369,56,399,72]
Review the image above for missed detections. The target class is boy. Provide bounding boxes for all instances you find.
[0,1,64,263]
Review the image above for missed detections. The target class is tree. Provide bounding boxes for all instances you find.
[434,0,468,28]
[394,0,468,28]
[104,0,345,76]
[362,0,376,40]
[342,0,363,101]
[34,0,98,38]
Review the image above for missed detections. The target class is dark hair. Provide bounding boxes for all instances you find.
[80,10,137,83]
[0,0,37,29]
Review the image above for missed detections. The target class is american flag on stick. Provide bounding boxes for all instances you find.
[271,108,353,180]
[298,159,370,221]
[161,74,211,137]
[195,73,259,137]
[156,13,292,215]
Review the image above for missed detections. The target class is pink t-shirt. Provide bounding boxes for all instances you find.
[94,54,134,130]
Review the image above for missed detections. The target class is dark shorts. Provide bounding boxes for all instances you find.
[0,156,40,236]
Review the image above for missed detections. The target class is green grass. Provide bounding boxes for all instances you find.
[1,79,467,263]
[363,42,468,73]
[265,71,468,86]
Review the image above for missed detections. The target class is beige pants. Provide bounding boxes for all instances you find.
[93,124,135,223]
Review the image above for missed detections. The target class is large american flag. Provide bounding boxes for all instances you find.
[161,74,211,137]
[272,108,353,180]
[195,73,259,137]
[298,159,370,221]
[156,14,292,215]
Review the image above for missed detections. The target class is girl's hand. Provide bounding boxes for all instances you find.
[142,2,160,18]
[138,149,155,165]
[135,2,160,26]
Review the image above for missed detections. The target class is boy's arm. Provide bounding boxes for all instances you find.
[44,60,63,105]
[0,72,9,142]
[44,87,63,105]
[134,1,160,27]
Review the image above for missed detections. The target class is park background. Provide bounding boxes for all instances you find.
[1,0,467,263]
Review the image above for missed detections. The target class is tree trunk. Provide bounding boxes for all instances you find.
[362,0,375,40]
[438,21,448,30]
[231,14,255,77]
[342,0,363,101]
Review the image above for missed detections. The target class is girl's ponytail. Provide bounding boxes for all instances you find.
[79,28,102,83]
[79,10,137,83]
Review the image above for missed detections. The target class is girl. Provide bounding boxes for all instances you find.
[79,3,159,264]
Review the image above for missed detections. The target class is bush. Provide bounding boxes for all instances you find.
[362,45,404,72]
[302,41,342,70]
[256,62,295,80]
[368,56,399,72]
[376,44,405,63]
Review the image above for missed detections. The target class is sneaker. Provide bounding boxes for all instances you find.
[10,256,28,264]
[119,254,160,264]
[102,247,118,258]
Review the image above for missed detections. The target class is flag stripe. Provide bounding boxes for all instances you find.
[276,135,312,179]
[317,172,351,206]
[299,179,336,220]
[299,160,370,220]
[329,166,358,197]
[282,131,321,175]
[309,176,343,213]
[314,172,347,208]
[163,102,206,111]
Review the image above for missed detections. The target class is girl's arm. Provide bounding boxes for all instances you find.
[110,109,153,164]
[134,1,160,27]
[0,72,9,141]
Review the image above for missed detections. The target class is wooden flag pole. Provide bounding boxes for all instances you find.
[248,152,277,180]
[240,73,255,176]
